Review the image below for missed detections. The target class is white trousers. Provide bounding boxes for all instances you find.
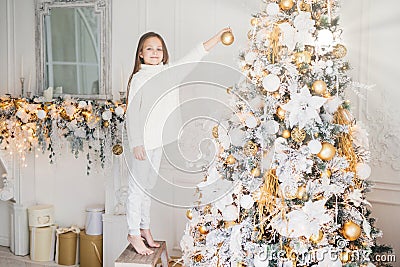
[126,147,162,236]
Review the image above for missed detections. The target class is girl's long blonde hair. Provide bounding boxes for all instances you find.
[126,32,169,103]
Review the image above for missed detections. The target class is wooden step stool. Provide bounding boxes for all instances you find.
[115,241,169,267]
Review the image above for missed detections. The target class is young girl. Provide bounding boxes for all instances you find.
[126,28,232,255]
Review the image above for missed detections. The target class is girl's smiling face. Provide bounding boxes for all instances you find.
[139,37,164,65]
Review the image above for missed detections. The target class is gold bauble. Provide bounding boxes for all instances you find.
[112,144,123,155]
[282,129,291,139]
[312,80,327,95]
[221,31,235,46]
[199,225,209,235]
[317,142,336,161]
[294,51,312,66]
[212,125,219,138]
[279,0,294,10]
[273,91,281,99]
[251,167,261,177]
[333,44,348,59]
[296,185,308,201]
[340,250,351,263]
[226,154,236,165]
[310,230,324,243]
[342,221,362,241]
[186,209,193,220]
[194,254,203,262]
[103,120,110,128]
[276,107,286,120]
[291,127,306,143]
[244,140,258,156]
[250,17,258,26]
[299,1,311,12]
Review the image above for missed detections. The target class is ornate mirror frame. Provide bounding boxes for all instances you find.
[35,0,111,99]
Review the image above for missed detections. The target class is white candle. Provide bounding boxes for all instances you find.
[327,0,331,24]
[28,72,31,92]
[21,56,24,77]
[120,67,124,92]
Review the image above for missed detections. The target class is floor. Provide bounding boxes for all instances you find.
[0,246,78,267]
[0,245,183,267]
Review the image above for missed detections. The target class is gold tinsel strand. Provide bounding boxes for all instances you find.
[256,169,281,238]
[269,25,281,64]
[333,107,361,187]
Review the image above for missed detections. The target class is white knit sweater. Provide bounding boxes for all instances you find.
[126,43,208,150]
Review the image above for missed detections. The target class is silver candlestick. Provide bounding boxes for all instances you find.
[20,77,25,97]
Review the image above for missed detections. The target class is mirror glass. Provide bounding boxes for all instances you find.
[36,0,111,99]
[45,7,100,95]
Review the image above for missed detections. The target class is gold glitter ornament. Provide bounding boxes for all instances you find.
[221,31,234,46]
[194,254,203,262]
[212,125,219,138]
[103,120,110,128]
[226,154,236,165]
[317,142,336,161]
[333,44,347,59]
[294,51,312,66]
[312,80,328,95]
[291,127,306,143]
[279,0,294,10]
[342,221,362,241]
[112,144,123,155]
[243,140,258,156]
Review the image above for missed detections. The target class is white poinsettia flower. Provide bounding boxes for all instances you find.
[279,22,297,51]
[347,189,371,207]
[324,96,343,115]
[294,12,315,32]
[222,205,238,221]
[282,86,327,129]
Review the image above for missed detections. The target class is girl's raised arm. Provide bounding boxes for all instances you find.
[203,27,232,51]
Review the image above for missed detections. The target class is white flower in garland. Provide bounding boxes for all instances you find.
[281,86,327,129]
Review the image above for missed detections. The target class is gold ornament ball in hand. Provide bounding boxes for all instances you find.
[317,142,336,161]
[312,80,328,95]
[280,0,294,10]
[221,31,234,46]
[342,221,362,241]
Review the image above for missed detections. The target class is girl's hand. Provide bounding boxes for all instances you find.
[203,27,233,51]
[133,145,146,160]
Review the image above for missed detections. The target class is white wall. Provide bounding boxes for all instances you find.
[0,0,399,264]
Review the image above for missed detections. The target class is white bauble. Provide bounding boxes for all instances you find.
[245,115,258,128]
[240,194,254,210]
[37,110,47,119]
[356,163,372,180]
[266,3,280,16]
[262,74,281,92]
[308,140,322,154]
[317,29,334,46]
[222,205,238,221]
[264,120,280,134]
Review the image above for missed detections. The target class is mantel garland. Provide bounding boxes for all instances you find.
[0,95,126,175]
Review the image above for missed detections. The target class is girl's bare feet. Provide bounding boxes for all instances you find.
[140,229,160,248]
[127,235,154,255]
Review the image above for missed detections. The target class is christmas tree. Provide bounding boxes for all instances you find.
[181,0,392,266]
